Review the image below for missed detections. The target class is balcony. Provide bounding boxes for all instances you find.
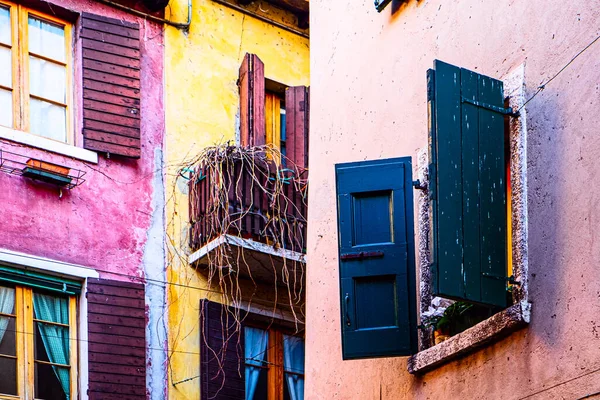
[187,147,307,286]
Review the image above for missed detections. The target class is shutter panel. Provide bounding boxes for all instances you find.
[87,278,146,399]
[335,157,417,359]
[200,300,245,400]
[81,13,141,158]
[239,53,265,147]
[285,86,309,169]
[428,60,507,307]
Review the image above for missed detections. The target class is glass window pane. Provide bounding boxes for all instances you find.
[0,356,17,396]
[28,16,65,62]
[35,362,68,400]
[0,316,16,356]
[0,6,10,45]
[30,56,65,103]
[0,89,12,128]
[0,46,11,87]
[30,98,66,142]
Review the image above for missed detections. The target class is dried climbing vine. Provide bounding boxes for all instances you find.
[172,144,308,393]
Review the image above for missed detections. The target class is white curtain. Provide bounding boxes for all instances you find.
[0,286,15,344]
[244,327,268,400]
[283,334,305,400]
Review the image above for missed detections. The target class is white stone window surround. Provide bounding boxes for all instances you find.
[0,125,98,164]
[408,64,531,374]
[0,248,99,400]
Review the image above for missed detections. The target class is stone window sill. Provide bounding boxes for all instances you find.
[408,300,531,374]
[0,125,98,164]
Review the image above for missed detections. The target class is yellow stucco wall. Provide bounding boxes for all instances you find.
[163,0,309,398]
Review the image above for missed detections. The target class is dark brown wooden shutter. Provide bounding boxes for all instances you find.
[87,278,146,399]
[81,13,142,158]
[239,53,265,147]
[285,86,309,169]
[200,299,245,400]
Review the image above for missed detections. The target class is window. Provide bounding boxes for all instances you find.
[334,60,530,368]
[0,284,78,400]
[200,300,306,400]
[238,53,309,170]
[0,1,72,143]
[244,326,305,400]
[265,91,286,165]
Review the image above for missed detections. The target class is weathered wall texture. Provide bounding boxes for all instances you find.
[0,1,166,396]
[163,1,309,398]
[0,0,165,281]
[307,0,600,398]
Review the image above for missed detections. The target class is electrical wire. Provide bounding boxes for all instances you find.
[518,32,600,112]
[517,364,600,399]
[0,326,306,373]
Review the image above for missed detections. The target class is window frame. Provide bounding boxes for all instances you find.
[408,63,531,374]
[243,322,305,400]
[0,284,78,400]
[0,0,73,145]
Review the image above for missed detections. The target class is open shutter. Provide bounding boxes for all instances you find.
[200,299,245,400]
[239,53,265,147]
[335,157,417,359]
[428,60,507,307]
[81,13,141,158]
[285,86,309,169]
[87,278,146,399]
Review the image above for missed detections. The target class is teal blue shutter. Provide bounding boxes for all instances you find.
[428,60,507,307]
[0,265,82,295]
[335,157,417,359]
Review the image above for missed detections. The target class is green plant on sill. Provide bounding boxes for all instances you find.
[422,301,474,335]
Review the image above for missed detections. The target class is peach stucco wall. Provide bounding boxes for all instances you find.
[306,0,600,399]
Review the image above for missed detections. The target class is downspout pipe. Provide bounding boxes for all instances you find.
[95,0,192,30]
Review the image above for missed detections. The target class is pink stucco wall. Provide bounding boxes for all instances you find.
[307,0,600,398]
[0,0,164,282]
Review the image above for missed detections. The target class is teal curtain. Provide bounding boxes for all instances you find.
[244,327,268,400]
[33,293,70,400]
[0,286,15,344]
[283,335,305,400]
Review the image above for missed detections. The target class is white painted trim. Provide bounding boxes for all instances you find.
[0,125,98,164]
[0,248,99,279]
[78,280,90,400]
[188,234,307,265]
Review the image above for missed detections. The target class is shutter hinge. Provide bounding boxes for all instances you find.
[374,0,392,12]
[482,273,521,286]
[461,97,520,118]
[412,179,427,190]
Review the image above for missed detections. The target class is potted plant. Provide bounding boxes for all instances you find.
[422,301,474,345]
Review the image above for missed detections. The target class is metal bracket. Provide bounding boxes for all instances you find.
[461,97,520,118]
[374,0,392,12]
[482,273,521,286]
[412,179,427,190]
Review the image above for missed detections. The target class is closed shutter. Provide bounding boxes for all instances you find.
[239,53,265,147]
[200,299,245,400]
[335,157,417,359]
[87,278,146,399]
[428,60,507,307]
[81,13,142,158]
[285,86,309,169]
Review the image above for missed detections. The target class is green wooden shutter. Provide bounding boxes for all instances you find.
[428,60,507,307]
[335,157,417,359]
